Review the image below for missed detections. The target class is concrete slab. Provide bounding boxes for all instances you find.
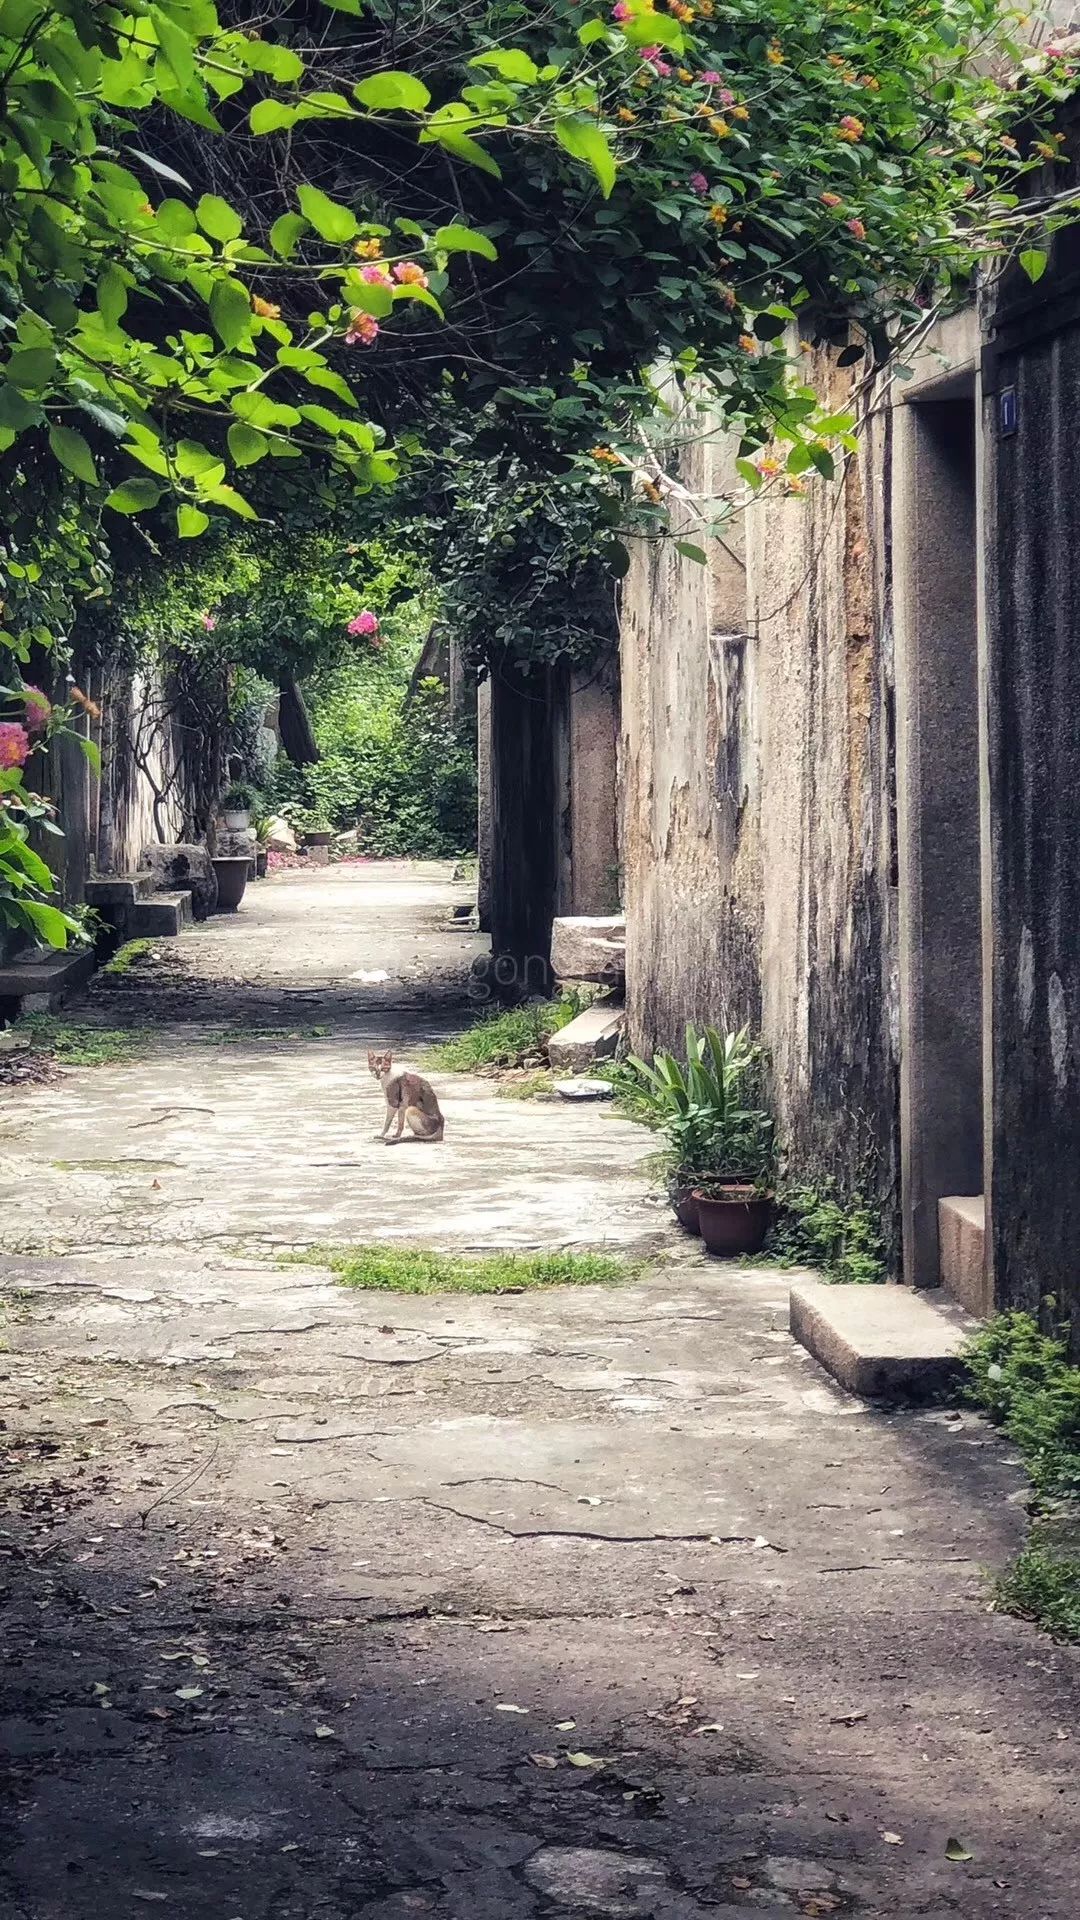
[546,1003,624,1071]
[939,1193,988,1316]
[789,1279,978,1401]
[551,914,626,982]
[0,945,95,1011]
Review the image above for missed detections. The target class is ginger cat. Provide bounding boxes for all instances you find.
[368,1050,445,1144]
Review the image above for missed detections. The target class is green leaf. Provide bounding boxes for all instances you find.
[579,19,610,46]
[434,222,498,262]
[48,425,99,486]
[297,185,359,243]
[197,193,243,242]
[105,477,163,513]
[151,5,196,90]
[944,1839,973,1863]
[21,900,70,948]
[155,197,197,236]
[176,503,209,537]
[208,483,259,519]
[96,264,128,328]
[249,99,298,135]
[621,12,683,49]
[76,733,102,774]
[240,40,305,84]
[469,49,539,84]
[322,0,362,11]
[270,212,308,259]
[5,346,56,392]
[354,71,431,112]
[419,125,502,178]
[554,115,616,198]
[209,278,252,348]
[1019,248,1048,284]
[392,284,445,318]
[227,422,269,466]
[675,542,708,565]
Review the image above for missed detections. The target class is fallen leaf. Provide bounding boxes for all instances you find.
[314,1724,336,1738]
[692,1722,724,1735]
[732,1877,752,1891]
[555,1719,576,1731]
[174,1686,203,1700]
[830,1709,867,1726]
[577,1496,602,1506]
[131,1894,169,1904]
[566,1751,605,1769]
[495,1703,528,1714]
[882,1831,903,1845]
[528,1752,558,1768]
[945,1837,973,1862]
[281,1843,299,1853]
[148,1707,170,1721]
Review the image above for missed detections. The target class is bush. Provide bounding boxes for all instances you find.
[270,662,476,859]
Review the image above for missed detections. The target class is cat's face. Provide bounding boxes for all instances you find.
[368,1050,393,1079]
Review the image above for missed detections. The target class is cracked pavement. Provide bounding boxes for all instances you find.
[1,861,1078,1920]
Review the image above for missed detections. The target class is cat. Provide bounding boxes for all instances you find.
[368,1050,445,1144]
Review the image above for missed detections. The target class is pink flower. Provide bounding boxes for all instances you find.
[718,88,735,106]
[21,685,51,734]
[640,46,671,74]
[393,261,429,288]
[612,1,631,18]
[688,172,709,195]
[346,314,379,346]
[360,263,390,283]
[699,70,722,85]
[346,611,380,637]
[0,721,31,770]
[201,613,217,632]
[847,216,866,240]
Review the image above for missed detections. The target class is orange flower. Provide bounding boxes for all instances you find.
[709,116,731,138]
[354,238,383,259]
[642,479,663,504]
[677,68,693,84]
[756,455,781,476]
[739,333,758,354]
[251,295,281,319]
[859,75,881,90]
[784,476,807,495]
[766,40,784,65]
[732,104,749,121]
[708,202,729,225]
[70,686,103,721]
[668,0,695,19]
[616,106,637,123]
[837,115,864,142]
[698,0,714,14]
[591,445,622,465]
[821,191,843,207]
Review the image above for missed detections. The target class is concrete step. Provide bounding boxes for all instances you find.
[789,1280,978,1402]
[551,915,626,984]
[0,947,96,1015]
[547,1003,625,1072]
[128,891,192,937]
[938,1195,988,1316]
[85,873,156,910]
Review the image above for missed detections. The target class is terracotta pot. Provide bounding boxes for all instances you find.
[210,856,249,913]
[667,1180,700,1235]
[692,1186,773,1257]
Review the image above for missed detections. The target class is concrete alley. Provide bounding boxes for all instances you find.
[1,862,1077,1920]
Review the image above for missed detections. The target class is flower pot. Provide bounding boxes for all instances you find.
[302,829,334,847]
[255,849,268,878]
[210,856,250,913]
[667,1178,700,1235]
[692,1186,773,1257]
[223,808,250,832]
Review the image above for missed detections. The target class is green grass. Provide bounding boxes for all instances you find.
[18,1015,147,1065]
[995,1535,1080,1642]
[964,1311,1080,1641]
[281,1243,635,1295]
[495,1070,557,1100]
[425,991,590,1073]
[103,938,153,976]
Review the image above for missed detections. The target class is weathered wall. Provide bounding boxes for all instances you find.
[621,373,899,1215]
[984,261,1080,1350]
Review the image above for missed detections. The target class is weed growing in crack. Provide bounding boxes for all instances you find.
[281,1244,636,1294]
[425,992,591,1073]
[18,1015,148,1066]
[102,939,153,976]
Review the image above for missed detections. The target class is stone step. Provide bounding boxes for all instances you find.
[85,872,156,910]
[938,1194,988,1317]
[0,946,96,1015]
[128,891,192,938]
[789,1280,978,1402]
[547,1003,625,1072]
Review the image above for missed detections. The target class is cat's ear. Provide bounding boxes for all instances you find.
[383,1051,393,1069]
[367,1051,377,1068]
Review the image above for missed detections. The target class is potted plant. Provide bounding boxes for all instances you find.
[626,1026,776,1251]
[220,780,259,832]
[250,813,272,878]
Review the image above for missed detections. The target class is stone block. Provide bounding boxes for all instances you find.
[141,843,217,921]
[130,891,192,938]
[938,1195,988,1316]
[85,873,154,909]
[547,1004,625,1073]
[304,842,330,866]
[550,914,626,983]
[0,947,95,1012]
[789,1280,977,1402]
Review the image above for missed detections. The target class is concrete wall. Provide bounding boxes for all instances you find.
[621,369,899,1221]
[983,254,1080,1351]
